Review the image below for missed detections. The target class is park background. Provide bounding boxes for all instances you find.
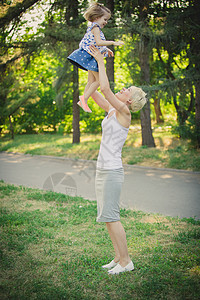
[0,1,200,299]
[0,0,200,171]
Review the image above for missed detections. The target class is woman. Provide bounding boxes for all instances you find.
[89,45,147,275]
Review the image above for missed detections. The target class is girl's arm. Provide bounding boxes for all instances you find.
[91,27,124,47]
[89,45,129,115]
[91,91,110,112]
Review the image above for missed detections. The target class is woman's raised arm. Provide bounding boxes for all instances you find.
[89,45,129,115]
[91,91,110,112]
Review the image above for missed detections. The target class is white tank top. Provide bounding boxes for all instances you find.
[97,108,129,170]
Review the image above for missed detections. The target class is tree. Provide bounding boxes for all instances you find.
[0,0,41,29]
[185,0,200,147]
[138,1,155,147]
[119,0,156,147]
[68,0,81,144]
[44,0,88,143]
[153,0,200,145]
[72,66,80,143]
[1,0,199,150]
[153,92,164,124]
[0,0,43,137]
[105,0,115,92]
[119,0,200,147]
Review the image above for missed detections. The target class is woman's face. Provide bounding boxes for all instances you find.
[115,87,133,103]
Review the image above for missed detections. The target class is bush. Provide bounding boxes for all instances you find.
[172,114,200,147]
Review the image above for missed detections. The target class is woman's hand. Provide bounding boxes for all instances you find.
[89,45,104,62]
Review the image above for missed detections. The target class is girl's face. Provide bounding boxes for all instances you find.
[95,12,110,28]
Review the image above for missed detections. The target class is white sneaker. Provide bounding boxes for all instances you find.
[102,260,119,270]
[108,261,134,275]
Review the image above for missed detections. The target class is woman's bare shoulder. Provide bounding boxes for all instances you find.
[115,110,131,129]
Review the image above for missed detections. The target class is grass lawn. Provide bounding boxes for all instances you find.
[0,123,200,171]
[0,181,200,299]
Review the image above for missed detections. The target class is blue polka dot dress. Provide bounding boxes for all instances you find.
[67,22,108,72]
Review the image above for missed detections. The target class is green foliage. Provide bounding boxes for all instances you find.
[1,0,200,147]
[79,106,104,134]
[172,114,200,148]
[16,88,66,134]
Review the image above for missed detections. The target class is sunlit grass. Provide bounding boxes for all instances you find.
[1,124,200,171]
[0,181,200,299]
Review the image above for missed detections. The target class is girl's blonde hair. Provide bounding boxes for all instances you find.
[84,2,111,22]
[130,86,147,112]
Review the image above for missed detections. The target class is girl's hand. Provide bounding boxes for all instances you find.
[107,48,114,57]
[89,45,103,62]
[113,40,124,46]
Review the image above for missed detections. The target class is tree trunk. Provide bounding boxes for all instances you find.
[173,90,195,127]
[68,0,80,144]
[195,80,200,147]
[106,45,114,92]
[105,0,115,92]
[72,66,80,144]
[0,110,6,135]
[153,93,164,124]
[138,3,155,147]
[139,38,155,147]
[140,101,154,146]
[9,115,14,139]
[193,0,200,147]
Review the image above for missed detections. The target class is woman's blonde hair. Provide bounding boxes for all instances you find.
[84,2,111,22]
[130,86,147,112]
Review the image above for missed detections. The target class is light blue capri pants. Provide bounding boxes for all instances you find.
[95,168,124,222]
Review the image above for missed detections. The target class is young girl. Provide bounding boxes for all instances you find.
[67,2,124,113]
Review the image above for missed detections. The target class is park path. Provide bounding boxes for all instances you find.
[0,152,200,219]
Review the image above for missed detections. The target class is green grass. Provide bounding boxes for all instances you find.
[1,125,200,171]
[0,181,200,299]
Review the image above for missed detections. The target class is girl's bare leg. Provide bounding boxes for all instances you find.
[79,71,97,112]
[84,71,96,101]
[106,221,131,267]
[84,71,99,103]
[79,71,99,112]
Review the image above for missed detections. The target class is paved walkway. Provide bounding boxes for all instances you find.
[0,152,200,219]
